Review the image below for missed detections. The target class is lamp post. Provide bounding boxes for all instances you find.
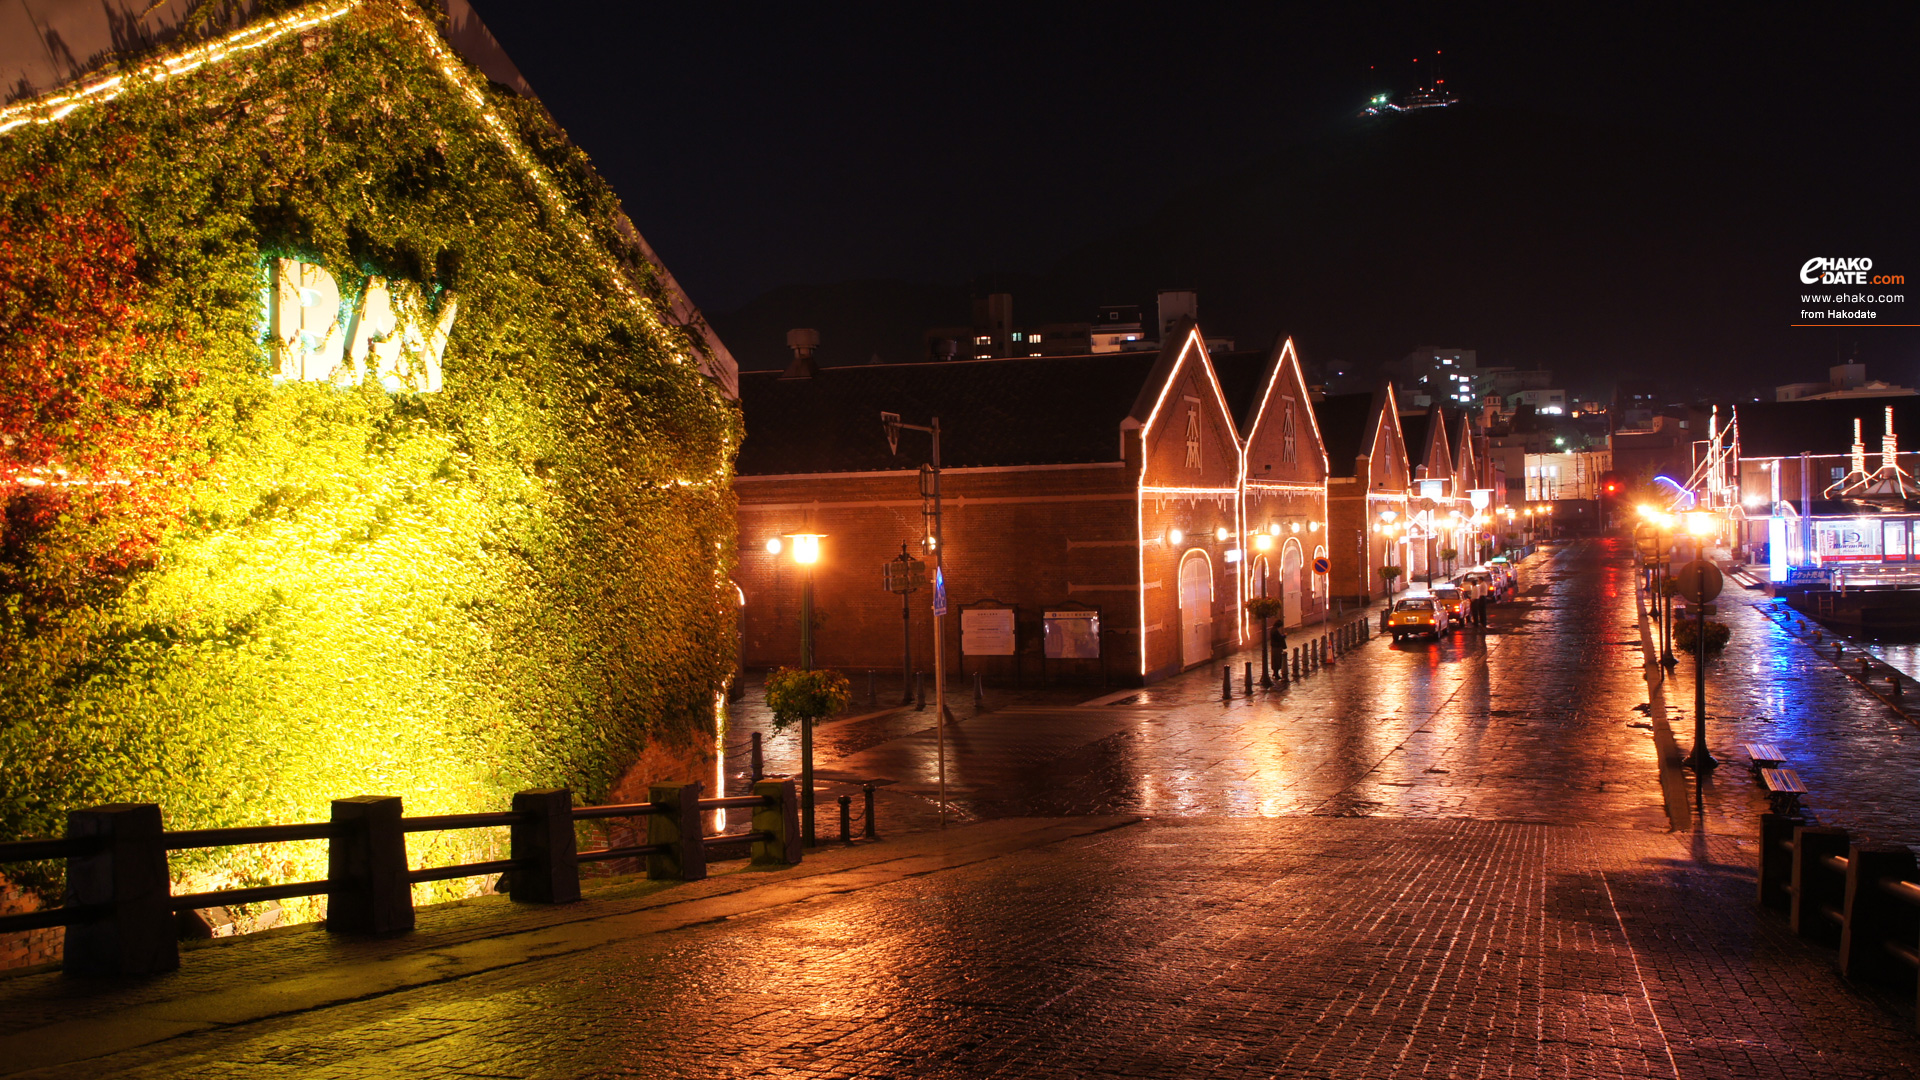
[883,412,949,827]
[1682,511,1721,774]
[770,531,826,844]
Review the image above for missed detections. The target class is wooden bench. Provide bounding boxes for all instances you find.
[1746,742,1786,781]
[1761,767,1807,816]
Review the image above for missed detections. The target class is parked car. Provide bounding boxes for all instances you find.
[1430,585,1469,625]
[1388,595,1450,641]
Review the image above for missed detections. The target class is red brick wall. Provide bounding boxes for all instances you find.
[737,464,1144,682]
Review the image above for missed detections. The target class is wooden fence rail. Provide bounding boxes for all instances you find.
[0,778,803,976]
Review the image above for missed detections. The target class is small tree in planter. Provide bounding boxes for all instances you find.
[1245,596,1285,684]
[763,667,852,734]
[1672,619,1731,655]
[1439,548,1458,580]
[763,667,851,845]
[1378,565,1404,593]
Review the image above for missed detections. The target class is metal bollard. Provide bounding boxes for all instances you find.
[1861,657,1871,678]
[1293,646,1302,678]
[974,671,986,710]
[750,731,763,782]
[1894,676,1904,702]
[838,794,852,844]
[915,671,925,711]
[1244,662,1253,694]
[863,782,878,839]
[1222,665,1233,700]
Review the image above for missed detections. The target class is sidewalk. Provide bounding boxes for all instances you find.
[6,814,1915,1078]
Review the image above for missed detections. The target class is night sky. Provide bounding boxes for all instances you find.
[468,2,1920,395]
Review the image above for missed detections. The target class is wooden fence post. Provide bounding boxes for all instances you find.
[1839,842,1920,984]
[647,783,708,882]
[1791,824,1849,945]
[327,796,412,935]
[751,779,802,867]
[62,804,177,976]
[510,788,580,904]
[1757,813,1797,912]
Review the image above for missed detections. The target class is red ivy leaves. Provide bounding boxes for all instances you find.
[0,168,203,610]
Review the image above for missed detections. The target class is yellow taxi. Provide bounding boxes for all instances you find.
[1387,594,1451,641]
[1430,585,1469,625]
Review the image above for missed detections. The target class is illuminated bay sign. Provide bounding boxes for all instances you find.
[269,258,458,392]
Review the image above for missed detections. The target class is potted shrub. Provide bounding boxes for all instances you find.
[763,667,851,841]
[1672,619,1731,655]
[763,667,852,734]
[1439,547,1458,579]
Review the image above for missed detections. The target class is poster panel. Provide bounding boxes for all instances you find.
[961,607,1016,655]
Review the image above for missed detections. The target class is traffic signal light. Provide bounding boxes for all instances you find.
[1600,472,1623,498]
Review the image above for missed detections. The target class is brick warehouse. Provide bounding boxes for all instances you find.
[1317,386,1416,607]
[735,324,1334,686]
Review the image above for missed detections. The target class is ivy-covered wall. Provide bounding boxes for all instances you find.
[0,0,740,904]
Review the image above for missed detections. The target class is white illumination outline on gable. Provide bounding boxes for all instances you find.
[1137,326,1245,673]
[1237,337,1330,623]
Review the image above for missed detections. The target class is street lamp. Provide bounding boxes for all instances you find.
[1682,510,1721,775]
[776,532,826,843]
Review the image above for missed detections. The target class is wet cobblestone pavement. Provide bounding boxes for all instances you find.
[7,540,1920,1078]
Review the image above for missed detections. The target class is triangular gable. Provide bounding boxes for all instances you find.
[1240,337,1329,486]
[1131,319,1242,488]
[1453,414,1479,492]
[1421,406,1452,480]
[1367,384,1412,492]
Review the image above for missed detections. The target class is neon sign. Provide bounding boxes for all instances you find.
[267,258,457,392]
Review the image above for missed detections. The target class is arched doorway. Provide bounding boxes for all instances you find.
[1281,539,1303,627]
[1179,550,1214,668]
[1252,555,1271,599]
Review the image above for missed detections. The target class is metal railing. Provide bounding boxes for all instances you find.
[0,776,837,976]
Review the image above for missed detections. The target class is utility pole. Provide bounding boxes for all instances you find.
[884,413,949,827]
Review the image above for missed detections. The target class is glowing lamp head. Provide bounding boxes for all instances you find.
[1684,512,1715,537]
[1267,523,1282,536]
[764,537,783,555]
[1309,521,1320,533]
[1216,526,1231,542]
[1168,527,1184,546]
[788,533,823,565]
[1379,509,1398,524]
[1254,534,1273,552]
[1290,522,1301,533]
[1743,494,1765,509]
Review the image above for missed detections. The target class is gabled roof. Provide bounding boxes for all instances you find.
[1737,399,1920,459]
[0,0,739,396]
[1314,393,1377,477]
[1454,413,1478,484]
[1239,337,1329,476]
[736,352,1160,475]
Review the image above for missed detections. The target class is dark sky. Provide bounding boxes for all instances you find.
[468,2,1919,386]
